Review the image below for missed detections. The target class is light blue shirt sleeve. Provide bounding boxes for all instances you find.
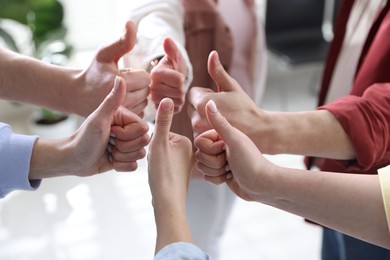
[0,122,40,198]
[154,242,209,260]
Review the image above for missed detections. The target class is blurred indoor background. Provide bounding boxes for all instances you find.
[0,0,326,259]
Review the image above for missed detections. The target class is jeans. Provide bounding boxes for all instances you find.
[321,228,390,260]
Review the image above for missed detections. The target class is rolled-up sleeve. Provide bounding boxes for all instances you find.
[124,0,193,90]
[0,123,40,198]
[154,242,209,260]
[319,84,390,172]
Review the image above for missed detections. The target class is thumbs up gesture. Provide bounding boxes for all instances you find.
[70,76,150,175]
[194,100,271,202]
[187,51,260,139]
[29,76,150,180]
[149,38,187,113]
[147,98,194,251]
[147,98,193,206]
[77,20,150,118]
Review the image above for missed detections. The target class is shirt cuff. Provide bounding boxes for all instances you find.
[154,242,209,260]
[0,130,40,198]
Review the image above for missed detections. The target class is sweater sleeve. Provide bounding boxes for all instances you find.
[319,83,390,172]
[0,123,40,198]
[379,165,390,232]
[123,0,193,90]
[154,242,209,260]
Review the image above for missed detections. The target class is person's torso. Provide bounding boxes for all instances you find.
[325,0,386,104]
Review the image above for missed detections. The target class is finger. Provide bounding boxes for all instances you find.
[112,160,138,172]
[111,119,149,141]
[112,134,150,153]
[94,76,126,120]
[96,20,136,64]
[120,69,151,92]
[150,81,185,99]
[196,161,227,177]
[190,112,210,138]
[150,68,185,91]
[122,98,148,116]
[186,87,214,124]
[204,174,228,185]
[110,147,147,162]
[194,129,224,154]
[195,150,226,170]
[153,98,174,140]
[207,51,238,92]
[162,37,181,71]
[121,88,149,110]
[205,100,236,144]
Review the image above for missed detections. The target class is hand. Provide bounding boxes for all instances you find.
[149,38,187,113]
[78,20,150,117]
[71,76,150,175]
[187,51,261,139]
[30,76,150,180]
[195,100,276,202]
[147,98,194,252]
[147,98,193,206]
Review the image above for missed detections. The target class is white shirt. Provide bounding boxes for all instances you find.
[325,0,386,104]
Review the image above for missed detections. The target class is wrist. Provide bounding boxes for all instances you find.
[70,69,94,116]
[252,162,284,204]
[247,108,275,153]
[29,137,73,180]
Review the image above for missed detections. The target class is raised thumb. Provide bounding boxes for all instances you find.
[205,100,235,143]
[95,76,126,119]
[153,98,174,140]
[96,20,137,64]
[162,37,181,69]
[207,51,238,93]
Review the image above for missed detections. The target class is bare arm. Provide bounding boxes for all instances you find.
[188,51,355,160]
[195,99,390,249]
[0,47,80,112]
[0,21,150,117]
[267,168,389,248]
[257,109,355,159]
[147,98,194,253]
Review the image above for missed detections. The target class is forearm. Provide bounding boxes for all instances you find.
[256,109,355,160]
[153,202,193,254]
[262,168,390,248]
[0,48,82,113]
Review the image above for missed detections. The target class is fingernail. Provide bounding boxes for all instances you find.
[110,132,116,138]
[113,76,120,92]
[226,173,233,180]
[109,137,116,145]
[107,144,112,153]
[225,164,231,172]
[161,99,174,112]
[208,100,218,113]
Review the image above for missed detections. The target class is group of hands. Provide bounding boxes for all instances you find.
[39,21,274,205]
